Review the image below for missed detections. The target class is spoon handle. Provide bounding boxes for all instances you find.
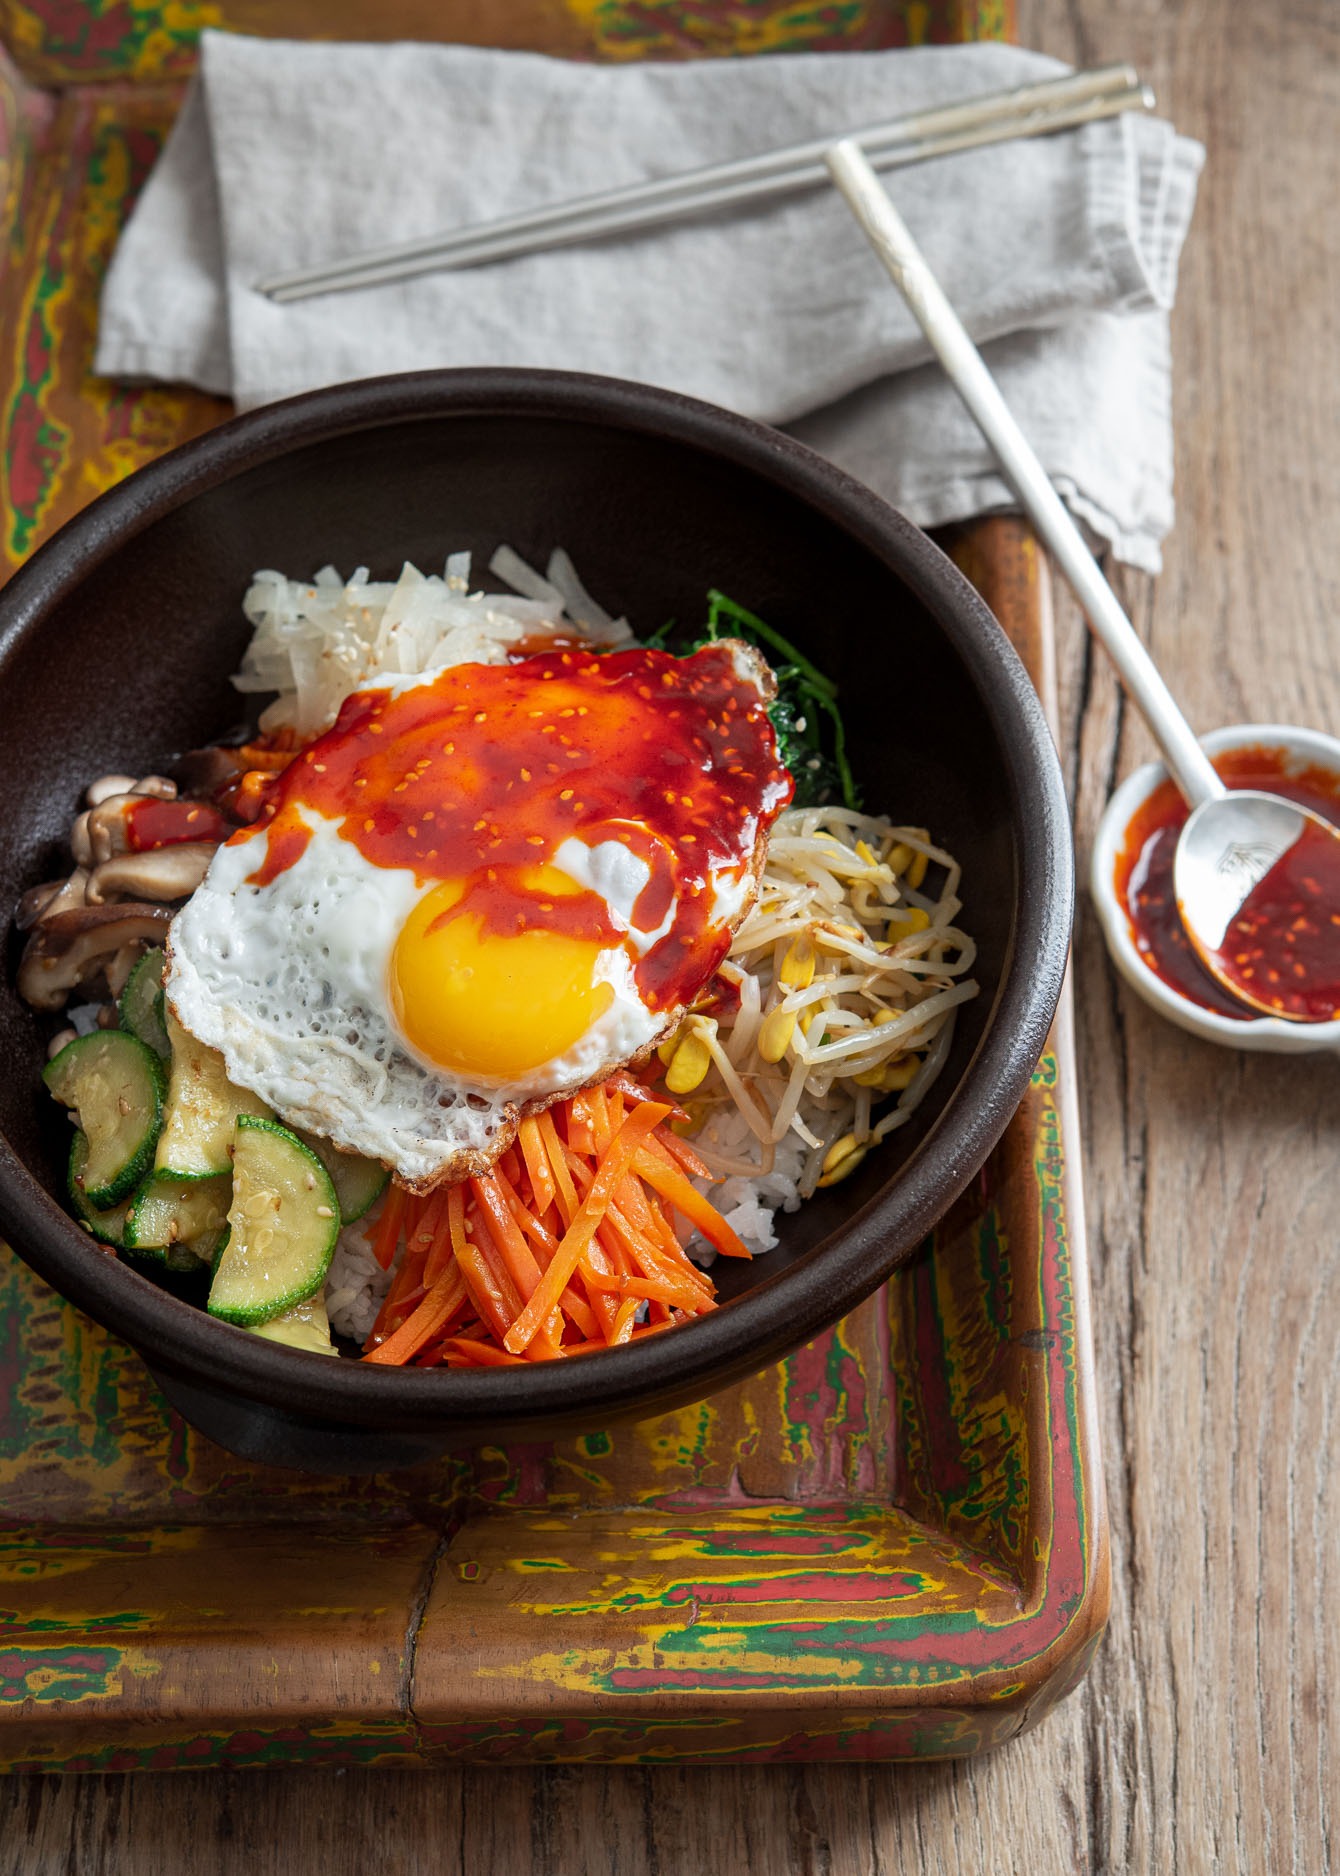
[825,138,1224,810]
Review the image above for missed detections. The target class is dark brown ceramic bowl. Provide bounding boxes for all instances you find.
[0,369,1071,1472]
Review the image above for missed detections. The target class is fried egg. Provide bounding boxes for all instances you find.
[167,640,790,1188]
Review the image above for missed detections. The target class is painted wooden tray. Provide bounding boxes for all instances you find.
[0,0,1108,1770]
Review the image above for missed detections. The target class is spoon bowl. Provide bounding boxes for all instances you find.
[1174,792,1340,1023]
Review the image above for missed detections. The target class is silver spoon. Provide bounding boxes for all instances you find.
[825,138,1340,1026]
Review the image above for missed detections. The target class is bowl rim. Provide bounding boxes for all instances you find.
[1090,721,1340,1054]
[0,366,1074,1430]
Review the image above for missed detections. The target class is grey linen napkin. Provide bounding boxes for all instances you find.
[96,33,1203,572]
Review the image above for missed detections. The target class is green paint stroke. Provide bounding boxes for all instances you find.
[0,1643,124,1704]
[1032,1072,1085,1554]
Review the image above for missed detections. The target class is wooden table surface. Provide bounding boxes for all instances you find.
[5,0,1337,1868]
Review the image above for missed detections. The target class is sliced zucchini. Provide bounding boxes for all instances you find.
[44,1031,166,1207]
[156,1010,271,1180]
[119,947,171,1060]
[208,1117,340,1327]
[68,1132,136,1247]
[248,1292,339,1357]
[125,1171,232,1255]
[294,1128,389,1224]
[124,1231,217,1277]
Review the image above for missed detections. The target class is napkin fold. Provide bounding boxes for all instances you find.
[96,33,1203,571]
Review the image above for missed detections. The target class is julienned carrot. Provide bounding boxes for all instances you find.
[655,1129,712,1182]
[470,1173,548,1302]
[366,1196,432,1342]
[363,1266,468,1366]
[604,1068,688,1123]
[565,1095,596,1157]
[582,1266,716,1310]
[632,1144,751,1258]
[535,1109,579,1224]
[441,1337,529,1367]
[517,1118,556,1217]
[358,1081,744,1366]
[613,1173,687,1265]
[471,1220,566,1361]
[504,1187,559,1256]
[503,1100,671,1354]
[369,1182,408,1270]
[476,1168,599,1341]
[453,1235,520,1345]
[598,1208,716,1308]
[610,1297,639,1345]
[415,1189,453,1287]
[586,1083,613,1152]
[447,1183,469,1261]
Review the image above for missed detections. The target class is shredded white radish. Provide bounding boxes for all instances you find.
[233,547,626,738]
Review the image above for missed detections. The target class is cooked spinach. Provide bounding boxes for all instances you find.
[673,588,858,810]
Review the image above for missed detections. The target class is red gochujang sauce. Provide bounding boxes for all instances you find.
[236,642,792,1016]
[1113,746,1340,1021]
[125,797,231,851]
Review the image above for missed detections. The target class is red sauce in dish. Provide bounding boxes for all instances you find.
[238,643,791,1014]
[1114,746,1340,1020]
[1206,818,1340,1020]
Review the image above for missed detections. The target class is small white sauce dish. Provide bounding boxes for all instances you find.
[1090,722,1340,1053]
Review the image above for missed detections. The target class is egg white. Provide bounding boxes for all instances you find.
[167,809,680,1187]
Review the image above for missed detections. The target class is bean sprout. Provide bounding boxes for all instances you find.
[661,805,979,1199]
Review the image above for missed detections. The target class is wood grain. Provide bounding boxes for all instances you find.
[1,0,1336,1866]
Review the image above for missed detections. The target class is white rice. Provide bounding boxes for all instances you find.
[324,1212,394,1344]
[684,1104,810,1261]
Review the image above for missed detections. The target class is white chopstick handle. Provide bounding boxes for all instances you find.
[824,137,1223,810]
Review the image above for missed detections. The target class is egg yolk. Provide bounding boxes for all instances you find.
[389,869,616,1083]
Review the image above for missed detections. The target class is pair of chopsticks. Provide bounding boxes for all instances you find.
[257,64,1152,304]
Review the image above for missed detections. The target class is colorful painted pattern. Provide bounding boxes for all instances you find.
[0,0,1105,1770]
[2,0,1012,83]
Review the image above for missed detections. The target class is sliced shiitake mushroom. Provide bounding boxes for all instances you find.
[15,869,89,930]
[84,843,216,906]
[17,904,173,1011]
